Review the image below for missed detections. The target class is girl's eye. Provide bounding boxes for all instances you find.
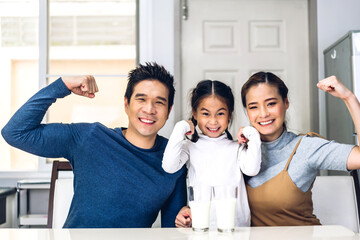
[202,112,209,116]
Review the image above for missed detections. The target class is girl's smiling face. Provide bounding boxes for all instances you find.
[245,83,289,142]
[193,95,230,138]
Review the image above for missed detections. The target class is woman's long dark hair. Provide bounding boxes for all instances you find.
[241,72,289,128]
[189,80,234,142]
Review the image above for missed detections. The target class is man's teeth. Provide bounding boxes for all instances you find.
[140,118,154,123]
[259,120,273,125]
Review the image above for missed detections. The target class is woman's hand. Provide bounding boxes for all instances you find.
[317,76,353,100]
[175,206,192,228]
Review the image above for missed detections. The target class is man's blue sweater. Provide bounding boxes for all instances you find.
[1,78,187,228]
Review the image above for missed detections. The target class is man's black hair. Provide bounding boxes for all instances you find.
[125,62,175,110]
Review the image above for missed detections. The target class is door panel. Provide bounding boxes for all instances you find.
[181,0,310,136]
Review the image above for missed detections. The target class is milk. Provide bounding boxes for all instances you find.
[189,200,211,231]
[214,198,237,231]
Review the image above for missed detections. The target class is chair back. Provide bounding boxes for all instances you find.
[312,172,360,232]
[47,160,73,228]
[152,211,161,228]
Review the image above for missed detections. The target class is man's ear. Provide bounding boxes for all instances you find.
[166,105,173,119]
[124,97,129,115]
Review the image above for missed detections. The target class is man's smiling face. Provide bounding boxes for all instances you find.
[124,79,170,144]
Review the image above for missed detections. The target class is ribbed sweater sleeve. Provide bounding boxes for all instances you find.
[161,166,188,227]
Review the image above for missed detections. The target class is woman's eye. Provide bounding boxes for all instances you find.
[248,106,257,110]
[268,102,276,106]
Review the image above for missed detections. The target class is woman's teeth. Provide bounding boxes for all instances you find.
[259,120,273,125]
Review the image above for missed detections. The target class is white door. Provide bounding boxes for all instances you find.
[181,0,310,136]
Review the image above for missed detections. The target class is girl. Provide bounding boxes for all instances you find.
[162,80,261,228]
[241,72,360,226]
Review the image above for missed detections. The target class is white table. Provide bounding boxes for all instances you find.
[0,225,358,240]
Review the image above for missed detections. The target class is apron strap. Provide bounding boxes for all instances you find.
[306,132,326,139]
[284,137,303,171]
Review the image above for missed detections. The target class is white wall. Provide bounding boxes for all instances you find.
[138,0,180,138]
[316,0,360,136]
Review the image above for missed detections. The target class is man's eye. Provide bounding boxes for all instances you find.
[156,101,165,105]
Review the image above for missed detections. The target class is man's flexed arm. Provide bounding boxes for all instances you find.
[1,77,97,159]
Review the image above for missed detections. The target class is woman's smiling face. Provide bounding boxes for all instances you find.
[245,83,289,142]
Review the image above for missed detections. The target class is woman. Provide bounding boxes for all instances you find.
[175,72,360,227]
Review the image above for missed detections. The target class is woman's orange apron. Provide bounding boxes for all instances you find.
[246,133,321,226]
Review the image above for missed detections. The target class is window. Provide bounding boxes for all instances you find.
[0,0,137,171]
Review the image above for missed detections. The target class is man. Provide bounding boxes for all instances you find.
[2,62,187,228]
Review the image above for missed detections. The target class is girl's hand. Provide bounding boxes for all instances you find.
[237,127,248,144]
[185,120,195,136]
[317,76,352,100]
[175,206,192,228]
[237,126,261,144]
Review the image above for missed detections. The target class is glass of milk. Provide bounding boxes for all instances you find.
[213,185,238,232]
[188,185,212,232]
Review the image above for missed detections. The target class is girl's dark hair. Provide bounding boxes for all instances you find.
[241,71,288,128]
[189,80,234,142]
